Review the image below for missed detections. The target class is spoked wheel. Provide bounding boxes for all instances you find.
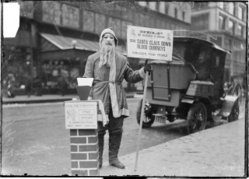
[186,102,207,134]
[228,100,240,122]
[136,99,155,128]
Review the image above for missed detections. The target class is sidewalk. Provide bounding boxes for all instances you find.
[100,115,245,177]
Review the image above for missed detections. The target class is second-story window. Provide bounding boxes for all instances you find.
[237,6,244,21]
[165,3,169,15]
[146,1,149,8]
[156,2,160,11]
[174,8,178,18]
[237,24,244,37]
[219,15,226,30]
[228,20,235,34]
[182,11,185,21]
[227,2,235,15]
[218,2,224,9]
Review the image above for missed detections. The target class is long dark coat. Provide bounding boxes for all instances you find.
[83,51,144,118]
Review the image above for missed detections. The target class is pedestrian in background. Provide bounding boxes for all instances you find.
[83,28,151,169]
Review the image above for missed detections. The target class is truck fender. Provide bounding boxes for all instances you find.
[181,98,194,104]
[219,95,239,118]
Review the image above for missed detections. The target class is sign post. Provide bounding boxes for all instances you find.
[127,25,173,172]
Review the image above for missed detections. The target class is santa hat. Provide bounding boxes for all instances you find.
[99,28,118,46]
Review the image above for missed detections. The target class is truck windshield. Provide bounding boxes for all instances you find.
[173,42,187,61]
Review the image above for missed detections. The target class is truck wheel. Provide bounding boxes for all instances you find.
[228,100,239,122]
[136,99,155,128]
[186,102,207,134]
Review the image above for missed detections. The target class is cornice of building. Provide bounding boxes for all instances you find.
[218,10,246,25]
[209,30,246,42]
[192,6,247,25]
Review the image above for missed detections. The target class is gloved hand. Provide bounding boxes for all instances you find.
[144,59,151,74]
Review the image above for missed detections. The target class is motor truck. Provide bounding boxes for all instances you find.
[137,31,240,134]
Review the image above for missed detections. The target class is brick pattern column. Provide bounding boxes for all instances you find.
[70,129,99,176]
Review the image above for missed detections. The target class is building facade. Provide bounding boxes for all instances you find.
[2,1,191,95]
[190,2,247,82]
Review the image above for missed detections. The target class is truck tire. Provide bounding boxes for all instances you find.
[136,99,155,128]
[186,102,207,134]
[228,100,240,122]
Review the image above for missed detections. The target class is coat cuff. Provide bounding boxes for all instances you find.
[139,67,145,79]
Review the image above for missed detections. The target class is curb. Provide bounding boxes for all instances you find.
[2,98,74,104]
[2,94,135,104]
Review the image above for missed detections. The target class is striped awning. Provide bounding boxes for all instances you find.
[41,33,99,52]
[40,33,126,55]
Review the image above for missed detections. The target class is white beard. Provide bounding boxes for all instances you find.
[99,44,115,68]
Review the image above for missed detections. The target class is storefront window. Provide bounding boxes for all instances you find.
[2,46,34,95]
[41,59,80,93]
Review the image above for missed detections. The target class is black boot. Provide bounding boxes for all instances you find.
[109,132,125,169]
[98,134,104,169]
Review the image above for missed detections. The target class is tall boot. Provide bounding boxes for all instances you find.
[109,132,125,169]
[98,134,104,169]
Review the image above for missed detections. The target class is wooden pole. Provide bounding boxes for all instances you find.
[134,70,149,172]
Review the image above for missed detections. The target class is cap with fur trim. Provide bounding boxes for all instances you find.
[99,28,118,46]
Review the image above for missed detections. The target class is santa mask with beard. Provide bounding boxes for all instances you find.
[99,28,118,67]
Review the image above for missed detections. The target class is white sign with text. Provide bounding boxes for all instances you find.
[127,25,173,61]
[65,101,97,129]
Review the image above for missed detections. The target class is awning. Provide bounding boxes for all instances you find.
[41,33,99,52]
[40,33,126,55]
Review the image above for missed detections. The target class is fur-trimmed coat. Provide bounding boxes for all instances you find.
[83,51,144,118]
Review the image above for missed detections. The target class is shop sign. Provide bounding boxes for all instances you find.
[121,21,128,39]
[95,13,106,34]
[127,25,173,61]
[82,10,94,32]
[114,19,121,38]
[61,4,80,29]
[20,1,33,19]
[42,1,61,25]
[108,17,122,38]
[108,17,116,31]
[65,101,97,129]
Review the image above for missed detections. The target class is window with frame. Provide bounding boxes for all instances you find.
[164,3,169,15]
[193,2,208,10]
[182,11,185,21]
[174,8,178,18]
[217,2,224,9]
[156,2,160,11]
[237,24,244,37]
[228,20,235,34]
[237,6,244,20]
[227,3,235,15]
[219,15,226,30]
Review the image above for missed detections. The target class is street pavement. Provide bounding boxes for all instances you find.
[1,94,247,177]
